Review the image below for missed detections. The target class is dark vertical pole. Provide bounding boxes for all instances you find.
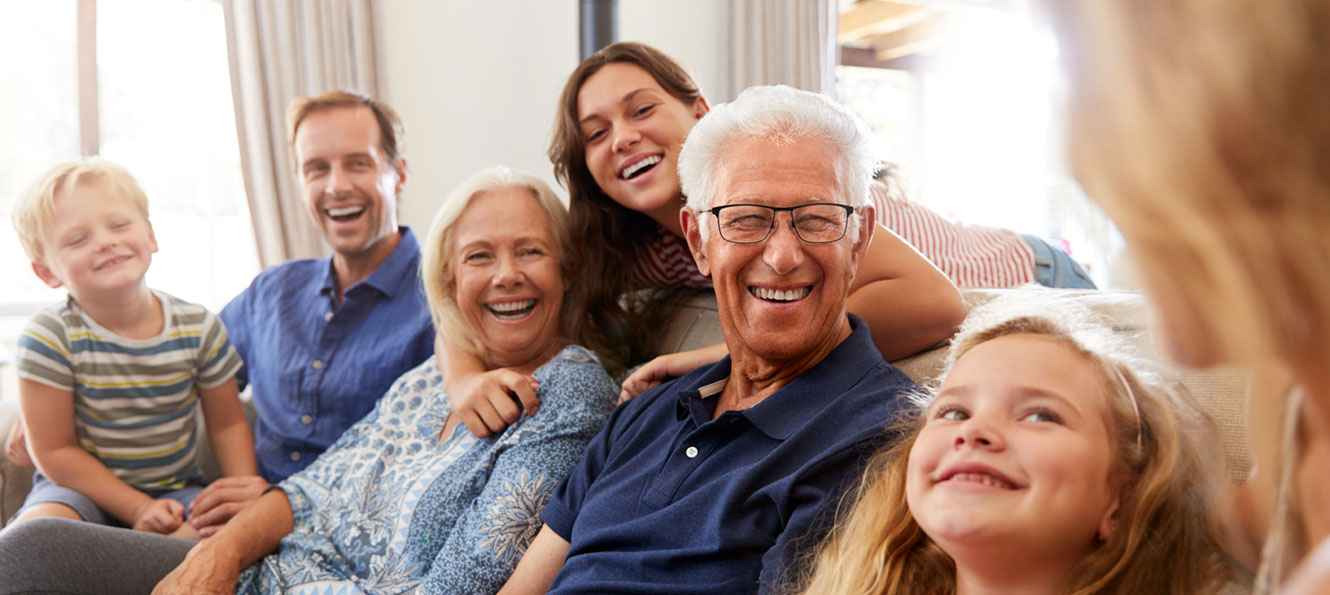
[580,0,617,61]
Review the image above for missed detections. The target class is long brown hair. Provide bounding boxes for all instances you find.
[548,41,703,374]
[793,295,1233,595]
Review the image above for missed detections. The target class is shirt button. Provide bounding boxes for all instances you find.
[685,446,699,458]
[290,451,301,461]
[324,311,333,321]
[300,415,313,425]
[312,360,323,370]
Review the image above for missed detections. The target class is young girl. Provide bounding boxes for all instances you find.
[795,293,1234,595]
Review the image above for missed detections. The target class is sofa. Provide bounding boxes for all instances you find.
[0,288,1254,526]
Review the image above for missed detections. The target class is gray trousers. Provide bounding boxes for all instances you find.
[0,518,194,594]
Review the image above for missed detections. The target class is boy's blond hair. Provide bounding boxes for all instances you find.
[12,158,151,263]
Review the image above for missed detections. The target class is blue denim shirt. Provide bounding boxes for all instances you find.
[221,227,434,481]
[542,314,914,594]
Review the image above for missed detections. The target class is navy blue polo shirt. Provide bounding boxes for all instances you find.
[542,314,915,594]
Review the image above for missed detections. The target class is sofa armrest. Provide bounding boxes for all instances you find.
[0,400,33,526]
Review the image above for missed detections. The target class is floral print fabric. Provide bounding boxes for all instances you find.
[235,345,616,594]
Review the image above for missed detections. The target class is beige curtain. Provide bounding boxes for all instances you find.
[728,0,838,99]
[222,0,379,266]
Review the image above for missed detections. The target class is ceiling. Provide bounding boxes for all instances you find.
[837,0,1020,71]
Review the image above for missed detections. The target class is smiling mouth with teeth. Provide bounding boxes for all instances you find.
[749,286,812,302]
[487,299,536,320]
[942,472,1016,490]
[95,255,132,271]
[620,155,662,180]
[326,205,366,221]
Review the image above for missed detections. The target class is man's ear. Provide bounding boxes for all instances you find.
[851,204,876,267]
[393,157,409,196]
[691,96,710,120]
[1097,495,1121,543]
[680,207,710,278]
[32,261,64,289]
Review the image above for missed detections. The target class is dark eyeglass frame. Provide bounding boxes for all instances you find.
[705,202,857,244]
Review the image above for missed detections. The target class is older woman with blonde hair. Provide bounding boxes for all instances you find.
[794,293,1233,595]
[0,167,618,594]
[1047,0,1330,591]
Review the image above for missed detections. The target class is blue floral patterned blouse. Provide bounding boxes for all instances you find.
[233,344,617,594]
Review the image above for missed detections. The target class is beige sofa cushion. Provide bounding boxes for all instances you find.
[0,400,27,524]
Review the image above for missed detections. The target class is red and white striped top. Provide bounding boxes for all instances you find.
[630,182,1036,290]
[631,231,712,290]
[870,183,1036,288]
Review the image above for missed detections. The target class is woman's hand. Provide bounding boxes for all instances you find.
[446,369,541,437]
[620,343,728,403]
[152,541,243,595]
[132,498,186,534]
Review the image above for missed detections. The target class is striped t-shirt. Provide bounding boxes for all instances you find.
[631,182,1036,290]
[16,290,243,490]
[869,182,1036,288]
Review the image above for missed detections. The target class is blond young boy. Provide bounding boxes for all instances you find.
[6,159,258,539]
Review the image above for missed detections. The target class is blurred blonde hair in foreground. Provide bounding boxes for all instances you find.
[1047,0,1330,590]
[792,290,1232,595]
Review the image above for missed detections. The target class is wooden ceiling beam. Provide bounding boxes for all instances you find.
[839,1,938,44]
[840,45,939,72]
[860,14,957,61]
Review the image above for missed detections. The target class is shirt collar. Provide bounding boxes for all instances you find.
[315,227,421,299]
[672,314,885,439]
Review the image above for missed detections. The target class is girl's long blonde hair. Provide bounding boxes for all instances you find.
[794,293,1233,595]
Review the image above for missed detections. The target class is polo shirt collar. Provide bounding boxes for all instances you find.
[673,314,883,440]
[315,226,420,299]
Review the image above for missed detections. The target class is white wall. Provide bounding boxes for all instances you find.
[619,0,729,103]
[374,0,729,231]
[374,1,579,231]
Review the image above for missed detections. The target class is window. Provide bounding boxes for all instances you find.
[836,0,1129,288]
[0,0,258,399]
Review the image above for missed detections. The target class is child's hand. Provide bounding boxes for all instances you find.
[132,498,186,534]
[5,418,35,469]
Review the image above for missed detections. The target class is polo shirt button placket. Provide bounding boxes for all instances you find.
[685,446,699,458]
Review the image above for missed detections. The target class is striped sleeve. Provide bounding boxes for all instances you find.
[15,304,76,391]
[194,309,243,389]
[632,230,712,290]
[871,182,1036,288]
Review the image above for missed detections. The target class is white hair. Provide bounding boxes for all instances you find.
[677,85,879,243]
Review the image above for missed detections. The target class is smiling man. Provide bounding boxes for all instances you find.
[499,85,919,595]
[190,91,434,533]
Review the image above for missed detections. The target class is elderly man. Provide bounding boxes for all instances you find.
[499,85,920,594]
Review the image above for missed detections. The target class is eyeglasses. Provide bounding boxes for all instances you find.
[707,203,856,244]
